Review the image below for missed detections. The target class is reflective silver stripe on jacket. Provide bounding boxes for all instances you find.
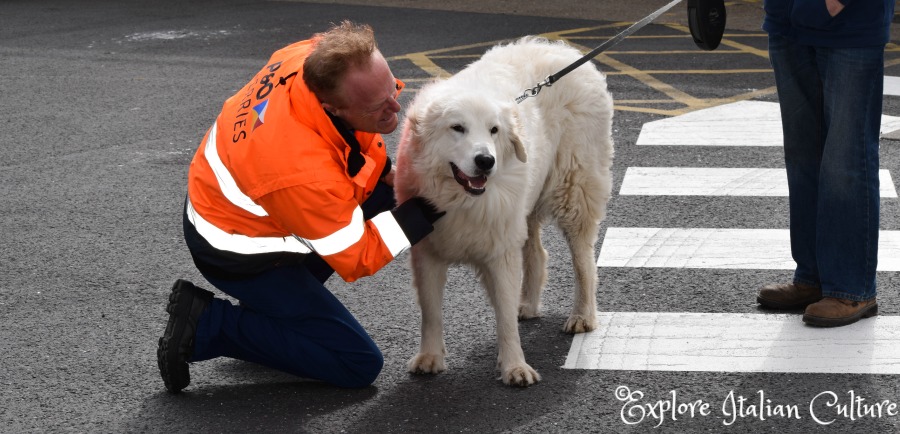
[204,122,269,217]
[185,197,311,255]
[370,211,410,257]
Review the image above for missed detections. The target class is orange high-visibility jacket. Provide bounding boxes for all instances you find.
[183,39,415,282]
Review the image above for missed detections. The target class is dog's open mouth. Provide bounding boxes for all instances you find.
[450,163,487,196]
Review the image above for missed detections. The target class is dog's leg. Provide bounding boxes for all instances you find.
[407,248,450,375]
[561,218,600,334]
[480,254,541,386]
[519,215,547,319]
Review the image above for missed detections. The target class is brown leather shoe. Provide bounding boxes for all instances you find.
[757,282,822,310]
[803,297,878,327]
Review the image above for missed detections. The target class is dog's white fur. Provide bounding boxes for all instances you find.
[394,37,614,386]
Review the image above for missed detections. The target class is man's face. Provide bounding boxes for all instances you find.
[326,51,401,134]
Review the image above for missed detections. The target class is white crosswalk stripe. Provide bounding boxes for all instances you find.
[885,75,900,96]
[598,228,900,271]
[564,312,900,374]
[619,167,897,197]
[635,100,900,147]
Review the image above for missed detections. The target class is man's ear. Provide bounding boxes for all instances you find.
[322,102,337,115]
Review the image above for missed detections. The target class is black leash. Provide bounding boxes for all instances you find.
[515,0,684,104]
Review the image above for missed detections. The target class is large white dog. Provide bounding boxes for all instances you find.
[394,36,614,386]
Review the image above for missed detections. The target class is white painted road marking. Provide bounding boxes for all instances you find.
[564,312,900,374]
[598,228,900,271]
[619,167,898,197]
[885,75,900,97]
[635,100,900,147]
[563,312,900,374]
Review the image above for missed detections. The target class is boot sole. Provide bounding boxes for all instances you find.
[157,279,200,393]
[802,303,878,328]
[756,295,822,310]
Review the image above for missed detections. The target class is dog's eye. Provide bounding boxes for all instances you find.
[451,124,466,133]
[490,126,499,134]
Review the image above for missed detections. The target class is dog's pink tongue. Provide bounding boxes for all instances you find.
[467,175,487,189]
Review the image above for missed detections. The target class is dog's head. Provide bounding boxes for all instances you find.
[397,86,527,200]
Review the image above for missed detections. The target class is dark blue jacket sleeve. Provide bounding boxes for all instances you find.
[763,0,894,47]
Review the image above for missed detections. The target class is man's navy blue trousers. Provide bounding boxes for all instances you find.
[189,182,396,388]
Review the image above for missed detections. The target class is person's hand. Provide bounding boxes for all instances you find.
[381,166,395,187]
[390,196,446,246]
[825,0,844,17]
[407,196,445,224]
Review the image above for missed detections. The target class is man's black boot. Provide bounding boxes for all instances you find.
[157,279,213,393]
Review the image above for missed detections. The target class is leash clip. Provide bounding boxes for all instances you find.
[515,76,554,104]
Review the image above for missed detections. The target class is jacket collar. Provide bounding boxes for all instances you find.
[324,109,366,177]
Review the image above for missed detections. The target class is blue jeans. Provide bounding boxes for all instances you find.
[189,181,396,388]
[768,34,884,301]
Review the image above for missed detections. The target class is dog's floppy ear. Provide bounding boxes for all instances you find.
[407,97,441,141]
[508,109,527,163]
[402,100,432,151]
[404,99,422,135]
[407,79,445,140]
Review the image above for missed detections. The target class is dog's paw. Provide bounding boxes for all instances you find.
[500,364,541,387]
[407,353,447,375]
[518,303,542,320]
[563,314,597,334]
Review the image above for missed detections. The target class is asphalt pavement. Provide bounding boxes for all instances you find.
[3,1,900,432]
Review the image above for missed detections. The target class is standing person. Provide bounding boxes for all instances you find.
[157,21,444,393]
[757,0,894,327]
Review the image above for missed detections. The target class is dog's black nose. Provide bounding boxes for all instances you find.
[474,154,495,171]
